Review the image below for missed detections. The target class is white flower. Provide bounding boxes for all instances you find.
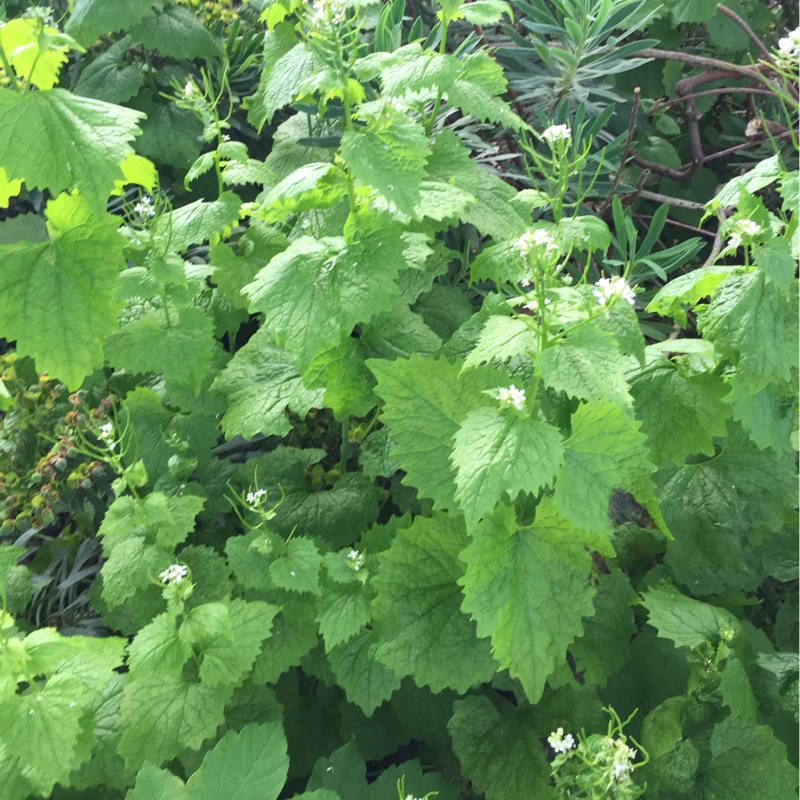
[593,275,636,306]
[515,228,558,259]
[159,564,188,585]
[524,297,552,313]
[495,385,526,411]
[98,421,117,451]
[727,219,763,249]
[246,488,268,507]
[347,549,365,571]
[221,133,231,141]
[309,0,347,26]
[184,81,197,99]
[611,740,637,781]
[548,727,576,754]
[540,124,572,147]
[778,26,800,59]
[133,195,155,218]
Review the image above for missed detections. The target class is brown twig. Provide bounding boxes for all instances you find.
[701,205,730,267]
[647,87,779,115]
[637,48,773,87]
[632,213,718,238]
[716,4,772,59]
[701,128,797,162]
[637,190,705,211]
[598,87,640,214]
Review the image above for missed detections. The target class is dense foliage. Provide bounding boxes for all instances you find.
[0,0,797,797]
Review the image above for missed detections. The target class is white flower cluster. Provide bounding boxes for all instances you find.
[778,27,800,60]
[347,549,365,571]
[727,219,762,249]
[133,195,155,218]
[495,385,526,411]
[593,275,636,306]
[548,728,575,754]
[540,124,572,147]
[524,296,552,313]
[98,421,117,452]
[607,737,638,781]
[515,228,559,259]
[246,488,268,507]
[308,0,347,27]
[184,81,198,99]
[159,564,188,585]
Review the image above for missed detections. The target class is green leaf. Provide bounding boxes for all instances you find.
[100,535,171,611]
[105,305,216,395]
[714,154,783,206]
[461,0,513,24]
[628,350,730,464]
[643,584,741,649]
[74,38,146,104]
[451,407,564,528]
[306,741,367,799]
[371,513,497,693]
[727,375,795,455]
[304,338,376,420]
[185,722,289,800]
[701,716,798,799]
[328,629,402,714]
[459,501,596,702]
[129,4,223,60]
[127,612,192,679]
[246,217,406,370]
[251,595,319,684]
[341,102,430,216]
[99,493,205,550]
[754,238,796,289]
[556,215,611,253]
[537,326,632,410]
[66,0,155,45]
[462,316,540,371]
[646,265,734,328]
[446,52,527,132]
[668,0,719,24]
[358,428,400,481]
[569,569,638,687]
[259,163,347,222]
[426,131,528,239]
[155,192,242,253]
[118,677,231,771]
[720,655,757,722]
[554,401,656,539]
[369,355,496,510]
[133,95,203,170]
[199,599,279,688]
[0,192,125,387]
[316,578,372,650]
[0,89,142,211]
[213,328,324,439]
[448,696,551,800]
[698,270,797,392]
[659,423,796,593]
[126,761,186,800]
[248,41,319,131]
[269,537,323,596]
[0,674,93,796]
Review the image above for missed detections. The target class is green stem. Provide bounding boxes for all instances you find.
[340,419,350,473]
[424,19,450,137]
[0,42,21,92]
[342,97,358,213]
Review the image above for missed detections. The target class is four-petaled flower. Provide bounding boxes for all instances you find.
[548,727,576,754]
[727,219,762,249]
[496,385,526,411]
[540,124,572,147]
[159,564,188,585]
[347,549,365,571]
[778,26,800,59]
[246,488,268,507]
[98,421,117,451]
[515,228,559,259]
[593,275,636,306]
[133,195,155,218]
